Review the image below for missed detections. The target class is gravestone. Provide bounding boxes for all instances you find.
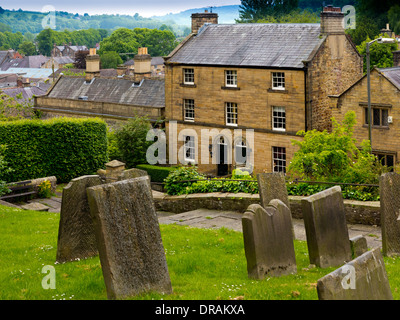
[257,173,290,209]
[379,172,400,256]
[350,235,368,258]
[87,176,172,299]
[317,248,393,300]
[56,175,102,263]
[118,168,148,181]
[301,186,352,268]
[242,200,297,279]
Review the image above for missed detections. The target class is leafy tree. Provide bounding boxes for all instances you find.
[255,8,319,23]
[18,41,37,56]
[100,51,123,69]
[74,50,89,69]
[238,0,299,22]
[357,34,398,73]
[36,28,55,56]
[346,15,380,46]
[114,116,154,169]
[388,5,400,34]
[288,111,389,184]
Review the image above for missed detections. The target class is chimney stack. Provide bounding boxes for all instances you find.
[133,47,152,83]
[85,48,100,83]
[320,5,345,34]
[191,10,218,34]
[381,23,394,38]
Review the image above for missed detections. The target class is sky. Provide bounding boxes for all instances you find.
[0,0,241,17]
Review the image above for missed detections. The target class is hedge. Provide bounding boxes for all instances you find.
[135,164,178,183]
[0,117,108,183]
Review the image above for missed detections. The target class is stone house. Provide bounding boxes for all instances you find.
[330,66,400,168]
[163,6,363,176]
[41,56,75,69]
[34,49,165,127]
[52,44,88,59]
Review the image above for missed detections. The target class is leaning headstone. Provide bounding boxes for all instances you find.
[379,172,400,256]
[56,175,102,263]
[301,186,352,268]
[118,168,148,181]
[242,200,297,279]
[87,176,172,299]
[257,173,290,209]
[317,248,393,300]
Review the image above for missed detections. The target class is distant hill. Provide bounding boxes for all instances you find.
[152,5,240,26]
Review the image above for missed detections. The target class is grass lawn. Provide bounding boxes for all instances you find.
[1,204,400,300]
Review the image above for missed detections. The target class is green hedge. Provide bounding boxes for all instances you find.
[0,117,108,183]
[135,164,178,183]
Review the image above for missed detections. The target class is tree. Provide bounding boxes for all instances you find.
[114,116,154,168]
[238,0,299,23]
[74,50,89,69]
[388,5,400,34]
[36,28,55,56]
[100,51,123,69]
[357,34,398,73]
[18,41,37,56]
[288,111,389,184]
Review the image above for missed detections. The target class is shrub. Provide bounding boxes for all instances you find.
[37,180,52,198]
[136,164,178,183]
[0,117,108,183]
[164,166,206,195]
[0,144,11,197]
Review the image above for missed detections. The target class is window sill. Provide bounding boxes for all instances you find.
[184,119,195,122]
[221,86,240,90]
[226,123,238,127]
[180,83,196,88]
[362,125,390,130]
[273,128,286,132]
[268,88,288,93]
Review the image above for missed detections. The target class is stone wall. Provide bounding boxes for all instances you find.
[306,34,363,132]
[330,69,400,161]
[153,192,381,226]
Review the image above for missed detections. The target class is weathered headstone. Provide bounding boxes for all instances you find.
[56,175,102,263]
[317,248,393,300]
[87,176,172,299]
[118,168,148,181]
[242,200,297,279]
[379,172,400,256]
[350,235,368,258]
[257,173,290,209]
[301,186,352,268]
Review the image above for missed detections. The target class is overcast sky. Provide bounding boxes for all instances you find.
[1,0,240,17]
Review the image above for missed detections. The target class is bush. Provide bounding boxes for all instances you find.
[0,117,108,183]
[136,164,178,183]
[164,166,206,195]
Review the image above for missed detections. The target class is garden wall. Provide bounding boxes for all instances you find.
[153,192,381,226]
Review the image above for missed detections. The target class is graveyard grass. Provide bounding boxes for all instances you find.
[2,206,400,300]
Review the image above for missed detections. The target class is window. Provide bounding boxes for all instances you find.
[184,135,195,161]
[226,102,238,126]
[364,107,389,127]
[374,152,394,171]
[235,139,247,165]
[272,72,285,90]
[272,146,286,173]
[272,106,286,131]
[225,70,237,87]
[183,68,194,85]
[183,99,195,121]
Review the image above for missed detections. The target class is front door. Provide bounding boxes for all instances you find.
[217,136,228,176]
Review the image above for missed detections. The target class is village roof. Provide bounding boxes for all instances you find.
[166,23,325,69]
[379,67,400,90]
[1,55,49,71]
[46,76,165,108]
[124,56,165,67]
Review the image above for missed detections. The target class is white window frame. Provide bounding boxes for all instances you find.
[272,72,285,90]
[225,70,237,87]
[272,146,286,173]
[226,102,238,126]
[183,68,194,85]
[184,99,195,122]
[272,106,286,131]
[184,135,195,162]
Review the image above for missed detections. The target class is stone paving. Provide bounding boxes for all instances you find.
[18,191,382,250]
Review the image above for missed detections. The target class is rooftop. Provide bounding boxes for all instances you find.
[47,76,165,108]
[379,67,400,90]
[167,23,324,69]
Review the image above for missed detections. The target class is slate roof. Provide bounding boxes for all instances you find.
[124,56,165,66]
[47,76,165,108]
[167,23,325,69]
[1,55,49,71]
[379,67,400,90]
[0,86,48,102]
